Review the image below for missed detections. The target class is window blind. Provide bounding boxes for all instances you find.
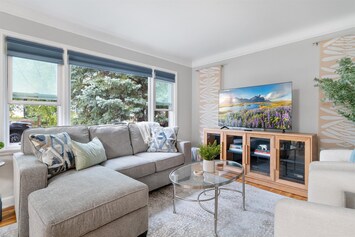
[68,50,152,78]
[6,37,64,64]
[155,70,175,83]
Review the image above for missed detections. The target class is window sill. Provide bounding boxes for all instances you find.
[0,147,21,156]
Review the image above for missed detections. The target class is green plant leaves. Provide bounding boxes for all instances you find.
[315,57,355,122]
[198,140,221,161]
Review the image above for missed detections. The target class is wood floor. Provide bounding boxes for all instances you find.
[0,206,16,228]
[0,181,306,228]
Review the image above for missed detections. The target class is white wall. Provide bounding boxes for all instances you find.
[192,38,321,146]
[0,12,192,207]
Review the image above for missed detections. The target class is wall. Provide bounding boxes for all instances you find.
[192,38,321,145]
[0,12,192,208]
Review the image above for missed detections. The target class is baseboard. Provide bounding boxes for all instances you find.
[1,195,14,209]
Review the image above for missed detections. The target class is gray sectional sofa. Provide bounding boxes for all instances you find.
[13,124,191,237]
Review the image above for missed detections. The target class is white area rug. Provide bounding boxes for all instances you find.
[0,183,284,237]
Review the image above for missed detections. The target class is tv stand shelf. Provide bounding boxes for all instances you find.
[204,128,318,197]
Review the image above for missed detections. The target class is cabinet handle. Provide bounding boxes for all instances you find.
[245,145,249,165]
[276,148,279,171]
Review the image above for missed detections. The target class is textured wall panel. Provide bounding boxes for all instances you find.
[198,66,222,143]
[319,35,355,149]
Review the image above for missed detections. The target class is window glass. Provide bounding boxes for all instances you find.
[9,105,58,143]
[11,57,57,102]
[155,79,173,110]
[8,57,59,144]
[70,65,148,125]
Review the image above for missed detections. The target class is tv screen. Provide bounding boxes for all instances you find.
[218,82,292,130]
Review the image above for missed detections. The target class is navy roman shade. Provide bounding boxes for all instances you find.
[155,70,175,83]
[6,37,64,64]
[68,50,152,78]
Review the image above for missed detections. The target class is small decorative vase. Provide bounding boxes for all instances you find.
[203,160,215,173]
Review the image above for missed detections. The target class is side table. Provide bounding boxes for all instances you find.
[0,159,5,221]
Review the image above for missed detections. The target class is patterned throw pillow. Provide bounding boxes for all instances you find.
[29,132,75,178]
[148,126,178,152]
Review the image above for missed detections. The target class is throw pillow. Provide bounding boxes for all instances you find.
[72,137,107,171]
[350,149,355,162]
[148,126,178,152]
[29,132,75,178]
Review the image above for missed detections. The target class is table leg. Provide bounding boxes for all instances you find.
[173,184,176,214]
[214,187,218,237]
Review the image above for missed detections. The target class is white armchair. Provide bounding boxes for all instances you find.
[275,149,355,237]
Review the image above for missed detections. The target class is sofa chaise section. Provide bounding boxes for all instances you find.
[28,166,148,237]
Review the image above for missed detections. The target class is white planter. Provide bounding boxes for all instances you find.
[203,160,215,173]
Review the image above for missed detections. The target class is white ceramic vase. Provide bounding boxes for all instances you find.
[203,159,215,173]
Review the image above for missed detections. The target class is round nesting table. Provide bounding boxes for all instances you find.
[169,160,245,236]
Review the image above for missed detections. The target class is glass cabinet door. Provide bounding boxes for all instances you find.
[248,136,272,177]
[206,133,221,160]
[225,134,244,164]
[278,140,306,185]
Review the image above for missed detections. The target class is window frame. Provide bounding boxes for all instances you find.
[0,30,178,149]
[153,77,176,127]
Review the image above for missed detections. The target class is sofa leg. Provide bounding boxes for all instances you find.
[138,230,148,237]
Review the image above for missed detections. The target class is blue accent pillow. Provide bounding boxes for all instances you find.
[350,150,355,162]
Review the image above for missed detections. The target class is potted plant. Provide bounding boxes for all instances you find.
[0,141,4,150]
[314,57,355,122]
[198,140,220,173]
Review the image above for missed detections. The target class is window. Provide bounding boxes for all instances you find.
[154,70,176,127]
[6,37,63,144]
[2,36,176,147]
[70,65,148,125]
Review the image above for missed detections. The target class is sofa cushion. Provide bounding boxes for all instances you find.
[129,123,148,154]
[28,166,148,237]
[101,156,156,179]
[72,137,107,170]
[29,132,75,178]
[89,125,133,159]
[135,152,184,172]
[22,126,90,155]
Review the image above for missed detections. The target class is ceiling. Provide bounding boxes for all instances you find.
[1,0,355,67]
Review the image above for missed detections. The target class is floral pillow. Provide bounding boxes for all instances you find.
[148,126,178,152]
[29,132,75,178]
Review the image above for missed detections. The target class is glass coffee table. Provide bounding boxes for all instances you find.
[169,160,245,236]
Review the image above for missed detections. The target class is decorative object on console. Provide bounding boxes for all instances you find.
[72,137,107,170]
[198,140,221,173]
[148,126,178,152]
[318,35,355,149]
[29,132,75,178]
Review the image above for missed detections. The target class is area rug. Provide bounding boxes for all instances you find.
[0,183,284,237]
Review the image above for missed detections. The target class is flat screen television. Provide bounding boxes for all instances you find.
[218,82,292,130]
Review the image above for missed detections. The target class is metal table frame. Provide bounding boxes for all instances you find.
[170,162,245,237]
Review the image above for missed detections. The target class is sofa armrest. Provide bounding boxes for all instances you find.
[308,164,355,208]
[13,152,47,237]
[177,141,191,165]
[320,149,352,162]
[275,198,355,237]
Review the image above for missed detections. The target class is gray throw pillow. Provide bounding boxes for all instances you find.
[72,137,107,171]
[29,132,75,179]
[148,126,179,152]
